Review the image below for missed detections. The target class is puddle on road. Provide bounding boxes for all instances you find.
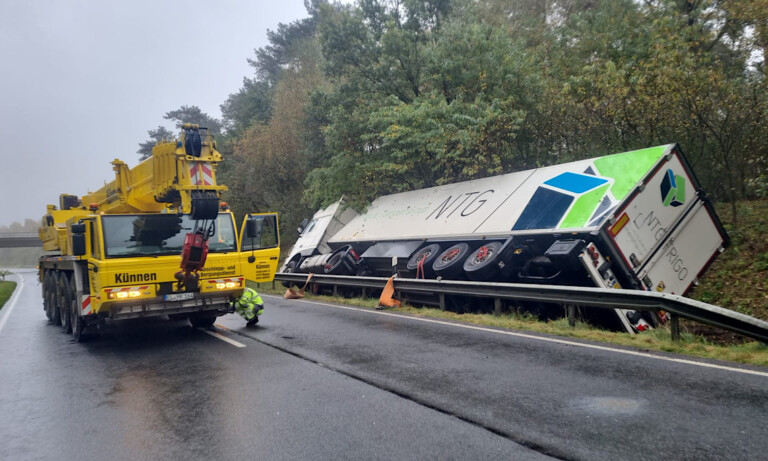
[570,397,646,416]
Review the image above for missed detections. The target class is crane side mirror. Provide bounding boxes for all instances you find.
[72,234,86,256]
[71,222,87,256]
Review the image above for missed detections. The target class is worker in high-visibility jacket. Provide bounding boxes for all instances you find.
[231,287,264,326]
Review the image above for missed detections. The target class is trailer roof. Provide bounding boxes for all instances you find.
[330,145,674,243]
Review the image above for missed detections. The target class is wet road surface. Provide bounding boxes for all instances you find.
[2,268,768,460]
[0,269,546,460]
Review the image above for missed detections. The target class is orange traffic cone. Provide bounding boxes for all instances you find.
[284,273,314,299]
[377,276,401,309]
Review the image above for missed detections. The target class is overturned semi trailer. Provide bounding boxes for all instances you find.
[282,144,728,333]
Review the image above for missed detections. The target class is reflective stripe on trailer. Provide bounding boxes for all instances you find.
[189,163,213,186]
[81,295,91,315]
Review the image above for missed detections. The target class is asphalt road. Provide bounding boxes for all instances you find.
[1,269,767,460]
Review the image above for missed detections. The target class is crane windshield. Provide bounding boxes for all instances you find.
[102,214,236,258]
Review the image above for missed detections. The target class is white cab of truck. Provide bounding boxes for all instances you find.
[280,197,359,272]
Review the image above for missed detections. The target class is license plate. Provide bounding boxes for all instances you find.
[164,292,195,302]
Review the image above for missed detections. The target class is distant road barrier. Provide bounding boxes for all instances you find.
[274,272,768,344]
[0,233,40,248]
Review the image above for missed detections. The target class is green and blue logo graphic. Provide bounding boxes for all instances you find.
[660,169,685,207]
[512,171,613,230]
[511,146,672,230]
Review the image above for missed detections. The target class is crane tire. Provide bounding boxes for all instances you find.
[43,272,54,321]
[50,271,62,327]
[58,272,72,334]
[70,278,87,341]
[189,313,217,328]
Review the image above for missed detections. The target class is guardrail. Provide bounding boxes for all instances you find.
[0,233,40,248]
[274,272,768,344]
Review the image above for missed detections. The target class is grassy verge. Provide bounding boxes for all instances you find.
[254,282,768,368]
[0,281,17,311]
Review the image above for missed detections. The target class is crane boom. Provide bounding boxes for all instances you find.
[82,124,225,219]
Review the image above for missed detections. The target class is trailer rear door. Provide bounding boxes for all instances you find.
[635,200,726,295]
[604,146,727,295]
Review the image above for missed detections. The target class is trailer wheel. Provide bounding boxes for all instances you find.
[463,242,504,281]
[43,272,55,321]
[189,314,217,328]
[433,243,472,279]
[58,272,73,334]
[50,271,62,327]
[324,245,357,275]
[406,244,442,278]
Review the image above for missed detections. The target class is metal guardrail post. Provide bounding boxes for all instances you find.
[567,305,576,327]
[671,314,680,342]
[494,299,502,316]
[439,293,446,310]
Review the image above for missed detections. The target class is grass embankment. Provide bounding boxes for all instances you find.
[0,280,17,311]
[254,282,768,368]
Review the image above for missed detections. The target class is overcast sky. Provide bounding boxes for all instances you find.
[0,0,310,227]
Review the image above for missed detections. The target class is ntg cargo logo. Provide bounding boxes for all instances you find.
[660,169,685,207]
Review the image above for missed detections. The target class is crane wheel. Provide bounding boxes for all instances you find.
[58,272,72,334]
[70,278,87,342]
[43,272,55,321]
[50,271,62,326]
[189,313,217,328]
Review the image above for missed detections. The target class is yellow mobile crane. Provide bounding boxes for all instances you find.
[38,124,280,340]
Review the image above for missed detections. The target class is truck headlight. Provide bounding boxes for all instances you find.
[206,278,243,291]
[107,286,152,300]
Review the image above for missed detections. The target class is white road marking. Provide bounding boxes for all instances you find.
[199,327,246,348]
[267,294,768,378]
[0,272,24,334]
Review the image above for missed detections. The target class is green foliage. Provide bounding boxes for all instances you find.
[755,253,768,271]
[220,78,273,138]
[251,16,319,85]
[165,105,223,134]
[137,106,222,160]
[197,0,768,239]
[137,126,176,161]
